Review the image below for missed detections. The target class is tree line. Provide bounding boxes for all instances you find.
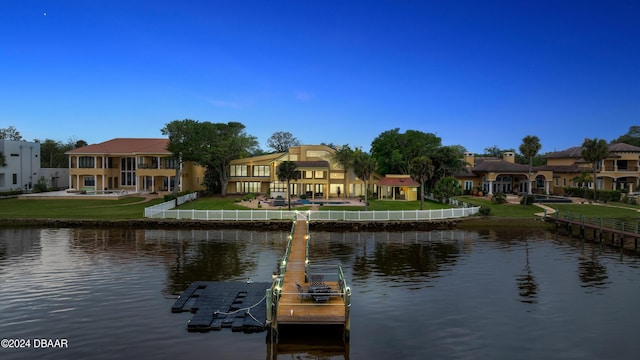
[2,123,638,204]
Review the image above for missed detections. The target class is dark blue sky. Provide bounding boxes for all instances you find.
[1,0,638,153]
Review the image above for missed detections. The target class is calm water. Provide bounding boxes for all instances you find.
[1,227,639,360]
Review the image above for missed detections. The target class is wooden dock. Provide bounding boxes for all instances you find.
[271,218,351,339]
[548,211,640,251]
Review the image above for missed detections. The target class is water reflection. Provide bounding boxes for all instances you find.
[66,228,289,295]
[1,228,639,360]
[579,247,610,292]
[0,228,41,260]
[515,241,538,304]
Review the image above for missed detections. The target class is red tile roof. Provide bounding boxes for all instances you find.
[377,176,419,187]
[65,138,170,155]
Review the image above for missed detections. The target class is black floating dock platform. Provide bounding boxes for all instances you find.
[172,281,270,333]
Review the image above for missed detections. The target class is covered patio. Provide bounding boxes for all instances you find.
[376,175,419,201]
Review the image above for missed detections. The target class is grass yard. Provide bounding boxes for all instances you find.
[0,197,163,219]
[176,196,453,212]
[4,192,635,221]
[455,196,541,217]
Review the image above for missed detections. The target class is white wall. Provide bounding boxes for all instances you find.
[0,140,41,192]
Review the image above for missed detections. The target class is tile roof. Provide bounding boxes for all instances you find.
[377,176,419,187]
[471,158,530,173]
[65,138,170,155]
[546,142,640,159]
[609,143,640,152]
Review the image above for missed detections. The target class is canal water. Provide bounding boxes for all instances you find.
[0,227,638,360]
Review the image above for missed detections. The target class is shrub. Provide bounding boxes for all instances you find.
[491,193,507,204]
[478,206,491,216]
[520,194,535,205]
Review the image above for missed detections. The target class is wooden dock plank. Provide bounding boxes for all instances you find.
[276,220,346,325]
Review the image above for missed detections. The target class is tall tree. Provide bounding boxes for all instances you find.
[611,125,640,147]
[433,145,466,178]
[410,156,434,210]
[201,122,258,196]
[267,131,300,153]
[161,119,208,198]
[331,144,355,199]
[0,126,23,140]
[370,128,441,175]
[276,160,299,210]
[519,135,542,203]
[352,149,377,211]
[581,138,610,201]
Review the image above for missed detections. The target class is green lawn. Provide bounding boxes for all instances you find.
[455,196,541,217]
[176,196,453,212]
[4,193,634,221]
[175,196,250,210]
[456,196,640,220]
[0,197,164,219]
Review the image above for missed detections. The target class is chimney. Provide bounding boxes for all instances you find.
[464,152,474,167]
[503,151,515,163]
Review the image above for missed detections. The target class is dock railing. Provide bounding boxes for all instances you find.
[552,210,640,235]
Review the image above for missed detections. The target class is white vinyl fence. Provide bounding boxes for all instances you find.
[144,194,480,221]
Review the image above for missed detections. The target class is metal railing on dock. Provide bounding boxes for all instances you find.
[548,210,640,251]
[270,219,351,342]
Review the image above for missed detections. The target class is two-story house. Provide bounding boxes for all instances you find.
[544,142,640,194]
[227,144,380,199]
[65,138,205,194]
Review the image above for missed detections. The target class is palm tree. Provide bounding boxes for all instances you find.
[581,138,610,201]
[352,149,377,211]
[572,170,593,199]
[519,135,542,204]
[276,161,299,210]
[331,145,354,199]
[410,156,434,210]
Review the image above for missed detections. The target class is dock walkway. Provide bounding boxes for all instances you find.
[274,220,348,327]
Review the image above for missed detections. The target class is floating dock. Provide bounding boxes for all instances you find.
[171,212,351,340]
[172,281,270,332]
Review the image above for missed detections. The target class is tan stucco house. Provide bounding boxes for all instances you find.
[65,138,205,194]
[456,151,552,195]
[455,143,640,196]
[543,142,640,194]
[227,144,380,199]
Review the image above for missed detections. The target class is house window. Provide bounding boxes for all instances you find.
[563,178,567,186]
[554,178,558,186]
[464,181,473,190]
[164,157,177,169]
[314,171,324,179]
[78,156,94,168]
[252,165,270,177]
[120,157,136,186]
[83,176,95,187]
[12,173,17,185]
[270,181,287,192]
[163,177,176,190]
[236,182,261,193]
[230,165,248,177]
[618,160,628,170]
